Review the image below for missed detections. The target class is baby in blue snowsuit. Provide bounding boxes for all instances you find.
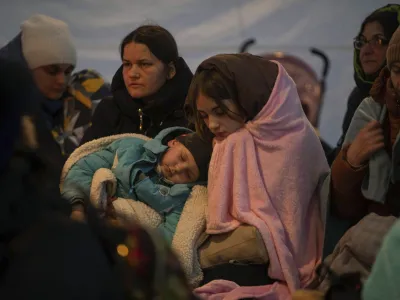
[62,127,212,244]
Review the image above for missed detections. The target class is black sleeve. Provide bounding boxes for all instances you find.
[340,88,364,146]
[80,98,117,145]
[326,88,363,165]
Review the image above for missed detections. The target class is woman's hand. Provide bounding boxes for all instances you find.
[346,120,385,167]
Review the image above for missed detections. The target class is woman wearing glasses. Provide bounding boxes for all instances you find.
[321,3,400,261]
[331,4,400,160]
[330,7,400,221]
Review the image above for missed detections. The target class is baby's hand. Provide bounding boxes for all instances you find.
[71,204,86,222]
[71,210,85,222]
[136,172,147,182]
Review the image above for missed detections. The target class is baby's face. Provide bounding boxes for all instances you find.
[159,140,199,184]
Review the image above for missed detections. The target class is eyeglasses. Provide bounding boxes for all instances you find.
[353,35,388,50]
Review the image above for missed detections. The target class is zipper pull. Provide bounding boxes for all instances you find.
[138,108,143,131]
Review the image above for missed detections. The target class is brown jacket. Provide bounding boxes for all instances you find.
[331,69,400,220]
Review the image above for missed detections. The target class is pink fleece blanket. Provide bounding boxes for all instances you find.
[194,62,329,300]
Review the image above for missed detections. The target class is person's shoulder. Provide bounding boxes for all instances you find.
[106,136,148,162]
[110,135,147,149]
[92,96,122,124]
[347,87,364,105]
[385,220,400,244]
[95,96,119,113]
[357,96,383,112]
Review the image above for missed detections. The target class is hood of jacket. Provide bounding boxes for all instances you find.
[142,126,194,158]
[0,34,64,128]
[0,34,43,116]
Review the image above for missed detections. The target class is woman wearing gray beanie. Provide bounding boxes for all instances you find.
[0,14,77,173]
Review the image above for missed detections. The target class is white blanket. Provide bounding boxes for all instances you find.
[60,133,208,287]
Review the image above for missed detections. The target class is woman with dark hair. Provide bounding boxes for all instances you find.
[321,4,400,260]
[81,25,193,143]
[330,25,400,220]
[331,4,400,161]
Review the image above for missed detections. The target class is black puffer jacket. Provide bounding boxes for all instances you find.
[81,57,193,143]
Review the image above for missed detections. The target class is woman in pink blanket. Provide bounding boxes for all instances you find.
[185,53,329,299]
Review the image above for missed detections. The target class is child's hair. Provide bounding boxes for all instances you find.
[185,69,247,141]
[176,133,213,182]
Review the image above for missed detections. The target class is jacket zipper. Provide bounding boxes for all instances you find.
[138,108,143,131]
[159,110,179,127]
[138,108,182,134]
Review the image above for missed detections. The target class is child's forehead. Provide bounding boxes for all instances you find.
[174,141,189,152]
[172,141,195,159]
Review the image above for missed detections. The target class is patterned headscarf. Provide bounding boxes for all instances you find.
[53,69,111,155]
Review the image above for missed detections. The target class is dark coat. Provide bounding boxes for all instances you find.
[0,34,66,174]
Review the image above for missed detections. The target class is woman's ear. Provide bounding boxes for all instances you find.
[167,62,176,80]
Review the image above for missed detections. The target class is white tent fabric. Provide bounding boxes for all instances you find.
[0,0,391,145]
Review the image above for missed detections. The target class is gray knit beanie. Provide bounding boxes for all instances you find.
[21,14,77,70]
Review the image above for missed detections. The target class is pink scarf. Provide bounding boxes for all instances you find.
[194,62,329,299]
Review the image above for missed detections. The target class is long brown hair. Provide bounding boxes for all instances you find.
[185,69,247,141]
